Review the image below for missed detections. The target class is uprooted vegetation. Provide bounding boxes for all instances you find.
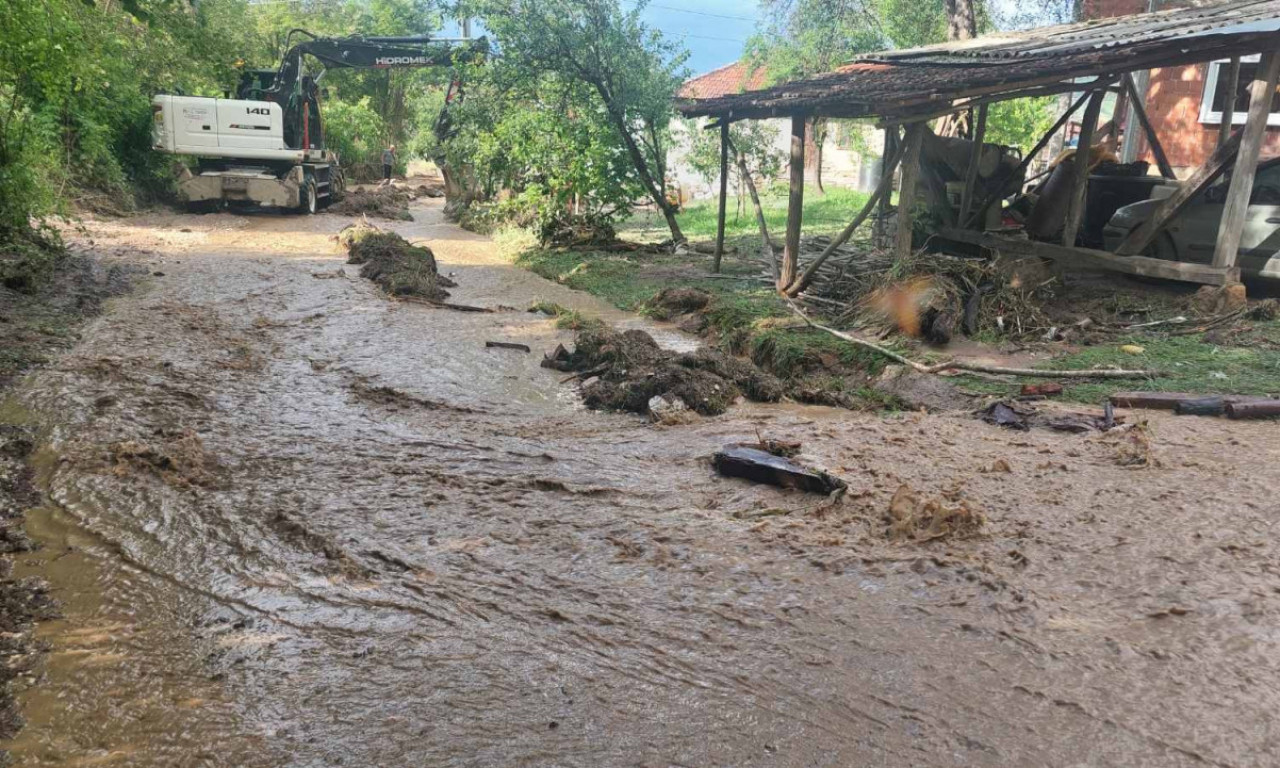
[543,324,785,417]
[328,182,444,221]
[338,222,455,300]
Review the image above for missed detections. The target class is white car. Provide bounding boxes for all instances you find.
[1103,158,1280,279]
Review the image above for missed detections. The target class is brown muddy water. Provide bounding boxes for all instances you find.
[6,198,1280,766]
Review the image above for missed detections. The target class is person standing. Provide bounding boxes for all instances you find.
[381,144,396,184]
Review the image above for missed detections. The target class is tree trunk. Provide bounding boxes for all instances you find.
[597,94,684,244]
[944,0,977,40]
[812,117,827,195]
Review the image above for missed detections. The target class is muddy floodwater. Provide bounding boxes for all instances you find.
[6,198,1280,766]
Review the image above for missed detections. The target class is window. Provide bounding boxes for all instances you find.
[1200,55,1280,127]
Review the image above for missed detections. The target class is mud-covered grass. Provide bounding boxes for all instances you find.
[956,324,1280,404]
[511,246,903,406]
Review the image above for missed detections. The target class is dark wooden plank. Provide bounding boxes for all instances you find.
[1063,87,1107,247]
[896,123,925,260]
[713,121,729,273]
[781,114,806,289]
[1123,73,1176,179]
[1115,130,1242,256]
[1214,51,1280,270]
[959,102,988,226]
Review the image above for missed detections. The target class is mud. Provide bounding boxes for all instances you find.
[2,197,1278,766]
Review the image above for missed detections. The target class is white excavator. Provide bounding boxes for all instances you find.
[151,30,485,213]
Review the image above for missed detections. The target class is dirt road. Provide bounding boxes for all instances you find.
[6,199,1279,766]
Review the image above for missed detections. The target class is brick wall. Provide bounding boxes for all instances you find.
[1083,0,1280,173]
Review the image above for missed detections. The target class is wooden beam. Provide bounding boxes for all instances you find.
[959,102,988,226]
[784,136,909,296]
[941,228,1234,286]
[1062,86,1107,247]
[1121,74,1175,179]
[780,114,806,289]
[1218,57,1242,150]
[1115,130,1242,256]
[964,91,1090,229]
[1214,51,1280,271]
[895,123,925,260]
[713,121,729,273]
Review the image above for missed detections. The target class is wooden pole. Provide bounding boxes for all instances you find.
[1218,57,1242,150]
[780,114,806,289]
[1213,51,1280,272]
[874,125,897,244]
[784,137,909,296]
[1121,74,1175,179]
[895,123,925,261]
[959,102,988,227]
[713,121,729,273]
[1062,87,1107,247]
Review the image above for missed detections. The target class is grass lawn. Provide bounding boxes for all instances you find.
[620,185,873,245]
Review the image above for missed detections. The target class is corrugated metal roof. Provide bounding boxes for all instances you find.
[678,0,1280,121]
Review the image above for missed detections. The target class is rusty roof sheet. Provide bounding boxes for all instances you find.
[678,0,1280,121]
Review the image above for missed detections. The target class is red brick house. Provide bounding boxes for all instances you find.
[1090,0,1280,172]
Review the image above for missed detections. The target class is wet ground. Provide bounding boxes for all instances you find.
[5,198,1280,766]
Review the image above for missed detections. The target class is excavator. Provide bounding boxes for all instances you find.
[151,30,486,213]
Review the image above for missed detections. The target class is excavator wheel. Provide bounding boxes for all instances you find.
[300,178,318,215]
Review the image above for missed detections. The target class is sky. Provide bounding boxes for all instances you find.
[440,0,762,79]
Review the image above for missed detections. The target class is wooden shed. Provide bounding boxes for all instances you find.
[677,0,1280,294]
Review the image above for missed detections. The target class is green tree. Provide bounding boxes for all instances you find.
[461,0,690,244]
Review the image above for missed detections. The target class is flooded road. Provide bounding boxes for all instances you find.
[8,199,1280,766]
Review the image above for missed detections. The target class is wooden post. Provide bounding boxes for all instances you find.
[780,114,806,290]
[895,123,925,260]
[1213,51,1280,271]
[713,121,729,273]
[874,125,897,243]
[727,135,779,281]
[1062,87,1107,247]
[959,102,988,227]
[1218,57,1242,149]
[1121,74,1175,179]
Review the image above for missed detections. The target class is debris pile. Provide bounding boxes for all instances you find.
[543,325,784,417]
[646,287,712,320]
[979,400,1122,432]
[339,222,455,300]
[887,484,986,542]
[329,186,416,220]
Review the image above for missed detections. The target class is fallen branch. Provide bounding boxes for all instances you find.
[786,300,1158,379]
[486,341,531,353]
[398,297,497,313]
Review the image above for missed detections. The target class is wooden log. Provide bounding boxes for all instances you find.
[1175,396,1226,416]
[486,341,531,353]
[1063,86,1107,247]
[713,121,729,274]
[895,123,925,260]
[784,137,908,296]
[712,446,846,495]
[1122,73,1176,179]
[1110,392,1198,409]
[781,114,806,290]
[1213,51,1280,271]
[1115,130,1242,256]
[959,102,988,226]
[964,91,1090,229]
[1218,57,1242,150]
[1226,399,1280,419]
